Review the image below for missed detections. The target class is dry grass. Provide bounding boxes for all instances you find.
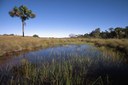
[0,36,128,84]
[85,38,128,56]
[0,36,128,57]
[0,36,86,56]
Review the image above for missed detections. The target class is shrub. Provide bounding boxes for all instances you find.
[33,34,39,38]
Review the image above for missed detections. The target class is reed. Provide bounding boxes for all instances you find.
[0,46,126,85]
[0,36,128,57]
[0,36,87,56]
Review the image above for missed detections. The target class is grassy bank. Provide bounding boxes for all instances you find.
[0,48,126,85]
[0,36,85,56]
[0,36,128,84]
[85,39,128,56]
[0,36,128,57]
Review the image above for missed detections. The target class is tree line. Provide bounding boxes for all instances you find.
[75,26,128,39]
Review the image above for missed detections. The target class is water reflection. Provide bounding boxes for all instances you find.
[0,44,128,84]
[0,44,110,68]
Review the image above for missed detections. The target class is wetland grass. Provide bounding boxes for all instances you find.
[0,36,128,57]
[0,44,127,85]
[0,36,87,56]
[0,55,108,85]
[0,36,128,85]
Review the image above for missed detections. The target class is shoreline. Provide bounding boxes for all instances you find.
[0,36,128,57]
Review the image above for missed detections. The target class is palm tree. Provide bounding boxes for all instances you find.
[9,5,36,37]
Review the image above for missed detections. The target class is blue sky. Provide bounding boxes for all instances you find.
[0,0,128,37]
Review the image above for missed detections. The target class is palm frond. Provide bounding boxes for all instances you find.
[9,5,36,20]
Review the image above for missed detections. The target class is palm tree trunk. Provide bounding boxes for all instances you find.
[22,20,24,37]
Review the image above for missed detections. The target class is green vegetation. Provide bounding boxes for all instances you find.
[0,45,125,85]
[85,39,128,57]
[76,26,128,39]
[33,34,39,38]
[1,3,127,85]
[0,36,128,85]
[9,5,36,37]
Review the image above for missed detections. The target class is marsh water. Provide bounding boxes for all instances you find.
[0,44,128,84]
[0,44,117,68]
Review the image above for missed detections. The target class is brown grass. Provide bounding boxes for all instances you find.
[85,38,128,56]
[0,36,128,57]
[0,36,86,56]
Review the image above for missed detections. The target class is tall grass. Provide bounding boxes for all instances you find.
[0,44,127,85]
[0,37,128,84]
[0,36,87,56]
[0,36,128,57]
[0,53,121,85]
[85,38,128,57]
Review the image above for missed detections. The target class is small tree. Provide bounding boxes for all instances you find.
[69,34,77,38]
[90,28,100,38]
[9,5,36,37]
[33,34,39,38]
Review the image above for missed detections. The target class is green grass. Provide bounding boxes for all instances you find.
[0,52,118,85]
[85,38,128,57]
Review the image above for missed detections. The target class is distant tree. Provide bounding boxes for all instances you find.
[33,34,39,38]
[114,27,124,38]
[90,28,100,38]
[3,34,8,36]
[69,26,128,39]
[76,34,84,38]
[69,34,77,38]
[9,5,36,37]
[124,26,128,38]
[100,31,108,39]
[125,26,128,29]
[84,33,90,38]
[10,34,14,36]
[108,28,116,38]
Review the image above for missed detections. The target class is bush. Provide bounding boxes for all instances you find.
[10,34,14,36]
[33,34,39,38]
